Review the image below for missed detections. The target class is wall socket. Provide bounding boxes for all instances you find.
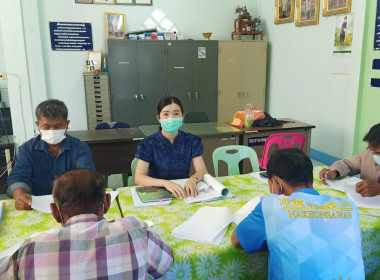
[1,72,7,80]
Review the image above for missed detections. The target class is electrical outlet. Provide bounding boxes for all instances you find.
[1,72,7,80]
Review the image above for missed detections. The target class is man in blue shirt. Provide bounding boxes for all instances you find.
[231,149,364,279]
[7,99,95,210]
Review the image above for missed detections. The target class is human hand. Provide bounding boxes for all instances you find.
[319,168,337,185]
[164,181,186,199]
[12,189,32,210]
[184,177,199,197]
[355,180,380,197]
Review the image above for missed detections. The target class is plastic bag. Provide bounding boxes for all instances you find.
[244,103,253,128]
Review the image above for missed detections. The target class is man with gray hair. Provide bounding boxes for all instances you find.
[7,99,95,210]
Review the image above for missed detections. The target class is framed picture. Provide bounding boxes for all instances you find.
[275,0,295,24]
[75,0,93,3]
[104,12,126,39]
[295,0,320,26]
[87,51,102,72]
[94,0,115,4]
[322,0,351,17]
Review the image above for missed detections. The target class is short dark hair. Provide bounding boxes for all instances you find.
[35,99,68,120]
[157,96,184,115]
[363,123,380,147]
[53,169,105,217]
[267,149,313,187]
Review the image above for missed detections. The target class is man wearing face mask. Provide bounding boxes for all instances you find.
[1,169,173,279]
[231,149,364,279]
[7,99,95,210]
[319,123,380,197]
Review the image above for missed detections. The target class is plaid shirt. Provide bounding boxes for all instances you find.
[1,214,173,279]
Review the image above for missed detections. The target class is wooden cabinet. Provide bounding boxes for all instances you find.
[108,40,166,127]
[217,41,267,123]
[166,41,218,121]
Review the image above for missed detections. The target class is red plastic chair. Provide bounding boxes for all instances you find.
[259,133,306,170]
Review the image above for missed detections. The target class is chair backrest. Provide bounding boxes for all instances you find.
[260,133,306,170]
[130,157,138,186]
[212,145,260,177]
[183,112,210,124]
[95,122,130,130]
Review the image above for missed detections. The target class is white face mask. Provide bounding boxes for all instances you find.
[271,179,283,194]
[40,129,66,145]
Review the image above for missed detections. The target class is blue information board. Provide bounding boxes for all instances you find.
[49,22,93,51]
[374,1,380,50]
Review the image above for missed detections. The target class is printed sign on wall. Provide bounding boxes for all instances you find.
[374,0,380,50]
[49,22,93,51]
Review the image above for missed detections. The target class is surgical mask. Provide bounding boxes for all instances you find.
[374,155,380,165]
[40,129,66,145]
[271,180,283,194]
[160,117,182,134]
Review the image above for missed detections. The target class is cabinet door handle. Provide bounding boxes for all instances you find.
[119,62,130,64]
[135,94,139,103]
[221,138,229,141]
[230,137,236,140]
[188,92,191,100]
[174,66,185,69]
[244,91,247,98]
[195,92,198,100]
[140,94,145,101]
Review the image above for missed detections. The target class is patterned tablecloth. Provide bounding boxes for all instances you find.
[117,166,380,280]
[0,194,122,252]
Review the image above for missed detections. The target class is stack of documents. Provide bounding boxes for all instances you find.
[326,177,380,209]
[131,188,172,207]
[171,174,234,204]
[31,191,120,213]
[172,198,261,245]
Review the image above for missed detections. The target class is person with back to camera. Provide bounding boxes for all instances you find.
[320,123,380,197]
[135,96,208,199]
[7,99,95,210]
[0,169,174,279]
[231,149,364,279]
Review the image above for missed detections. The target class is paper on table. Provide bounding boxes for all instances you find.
[172,206,233,245]
[171,174,233,204]
[31,191,120,214]
[346,187,380,209]
[232,197,261,225]
[325,177,362,193]
[250,172,269,184]
[131,188,172,207]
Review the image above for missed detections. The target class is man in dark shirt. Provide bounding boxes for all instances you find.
[7,99,95,210]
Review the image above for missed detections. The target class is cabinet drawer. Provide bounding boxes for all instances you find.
[87,108,111,116]
[86,102,110,110]
[85,82,109,91]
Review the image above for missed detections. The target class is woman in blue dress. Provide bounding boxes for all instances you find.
[135,96,208,199]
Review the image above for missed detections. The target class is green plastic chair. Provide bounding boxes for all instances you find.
[212,145,260,176]
[130,157,138,186]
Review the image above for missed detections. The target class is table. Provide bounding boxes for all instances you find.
[0,194,122,252]
[69,128,145,175]
[117,166,380,280]
[231,118,315,173]
[139,122,243,176]
[231,30,263,40]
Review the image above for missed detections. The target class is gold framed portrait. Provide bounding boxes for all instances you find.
[87,51,102,72]
[275,0,295,24]
[322,0,351,17]
[104,12,126,40]
[296,0,320,27]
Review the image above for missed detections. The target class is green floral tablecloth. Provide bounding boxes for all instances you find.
[0,196,122,252]
[117,166,380,280]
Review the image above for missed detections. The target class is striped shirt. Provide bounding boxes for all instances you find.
[1,214,173,279]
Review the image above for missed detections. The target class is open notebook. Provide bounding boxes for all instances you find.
[325,177,380,209]
[171,174,234,203]
[31,191,119,213]
[172,197,261,245]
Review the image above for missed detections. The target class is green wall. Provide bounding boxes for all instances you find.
[354,0,380,154]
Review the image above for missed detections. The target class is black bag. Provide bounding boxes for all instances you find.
[253,112,289,127]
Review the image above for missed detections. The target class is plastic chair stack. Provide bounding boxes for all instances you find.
[212,145,260,177]
[259,133,306,170]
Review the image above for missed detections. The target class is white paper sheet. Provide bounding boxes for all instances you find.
[172,206,233,245]
[346,187,380,209]
[232,197,261,225]
[250,172,269,184]
[130,188,172,207]
[171,174,233,204]
[31,191,120,214]
[325,177,362,193]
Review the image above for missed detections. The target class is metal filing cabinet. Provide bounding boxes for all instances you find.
[84,73,111,130]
